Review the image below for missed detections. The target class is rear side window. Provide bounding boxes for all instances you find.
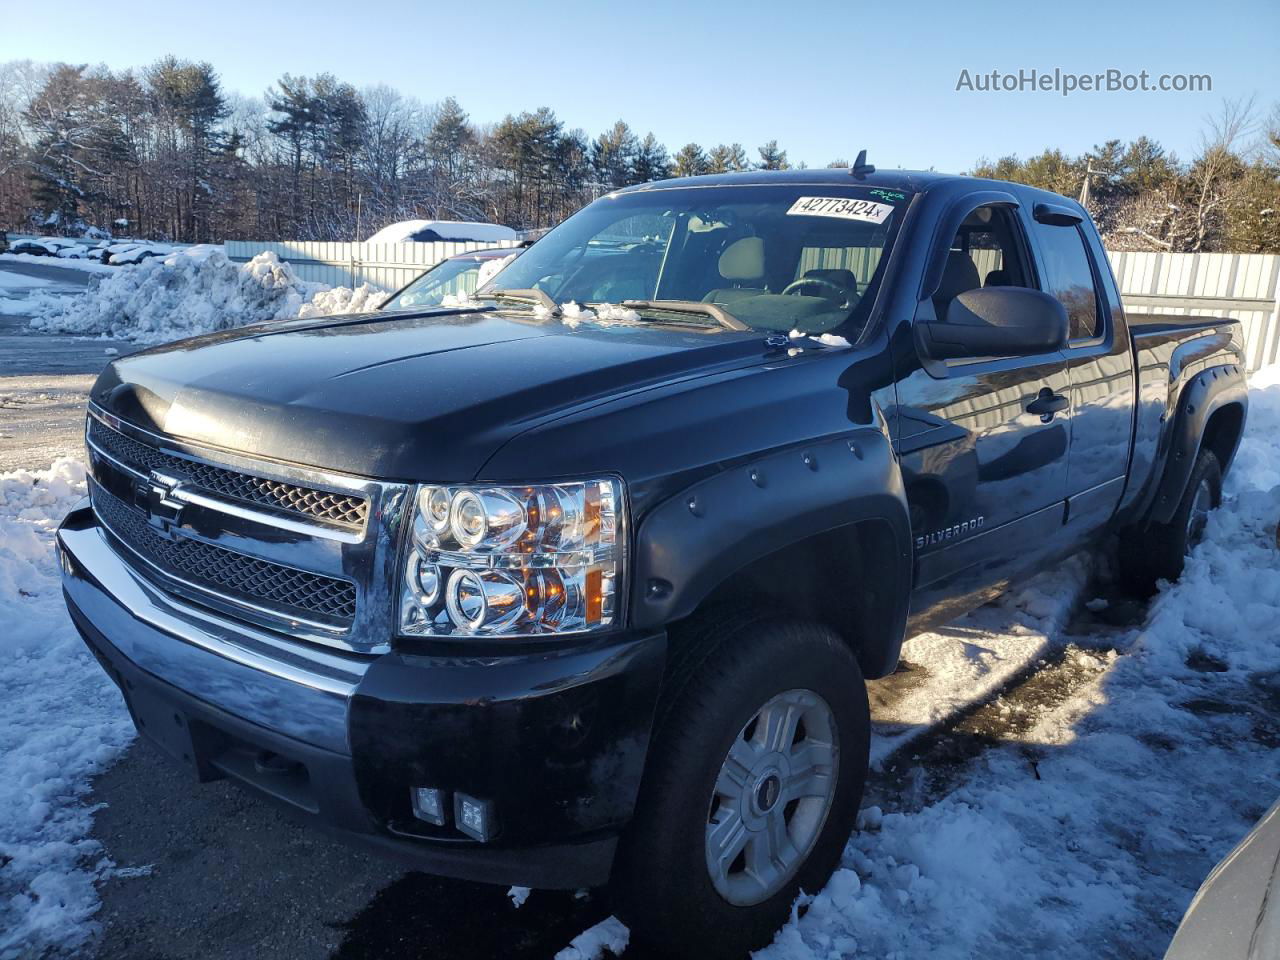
[1033,223,1101,339]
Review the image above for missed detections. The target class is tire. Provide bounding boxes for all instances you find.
[612,616,869,958]
[1119,448,1222,594]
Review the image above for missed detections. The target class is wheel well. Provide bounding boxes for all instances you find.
[679,519,904,679]
[1201,402,1245,475]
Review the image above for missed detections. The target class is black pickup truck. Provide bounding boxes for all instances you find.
[59,167,1248,956]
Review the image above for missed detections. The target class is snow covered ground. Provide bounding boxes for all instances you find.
[545,368,1280,960]
[0,253,115,275]
[16,247,386,343]
[760,367,1280,959]
[0,461,135,959]
[0,340,1276,957]
[0,268,85,317]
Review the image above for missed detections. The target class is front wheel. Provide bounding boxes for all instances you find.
[612,618,869,958]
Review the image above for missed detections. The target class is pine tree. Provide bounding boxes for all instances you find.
[633,132,669,183]
[756,139,789,170]
[707,142,749,174]
[672,142,708,178]
[592,120,638,190]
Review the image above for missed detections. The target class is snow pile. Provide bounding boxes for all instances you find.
[559,301,642,329]
[296,281,387,318]
[507,886,532,908]
[25,249,384,344]
[757,369,1280,959]
[554,917,630,960]
[0,460,134,959]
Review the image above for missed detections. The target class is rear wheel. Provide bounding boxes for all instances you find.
[612,617,869,958]
[1119,448,1222,594]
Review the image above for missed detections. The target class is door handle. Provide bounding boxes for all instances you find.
[1026,388,1069,422]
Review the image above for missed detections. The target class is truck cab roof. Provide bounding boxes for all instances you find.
[620,167,1087,216]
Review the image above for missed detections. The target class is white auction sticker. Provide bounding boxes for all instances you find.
[786,196,894,224]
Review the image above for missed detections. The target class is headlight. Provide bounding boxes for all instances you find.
[399,477,624,638]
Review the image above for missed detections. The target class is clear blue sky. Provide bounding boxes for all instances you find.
[4,0,1277,172]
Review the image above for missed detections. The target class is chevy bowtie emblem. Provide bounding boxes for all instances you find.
[139,472,186,540]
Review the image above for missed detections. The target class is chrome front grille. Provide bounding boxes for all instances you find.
[88,417,369,529]
[94,485,358,622]
[84,405,412,653]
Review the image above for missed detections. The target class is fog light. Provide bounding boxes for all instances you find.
[454,793,495,842]
[410,786,447,826]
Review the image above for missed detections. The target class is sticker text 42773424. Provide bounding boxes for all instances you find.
[786,196,894,224]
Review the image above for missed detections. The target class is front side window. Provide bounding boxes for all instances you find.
[1032,223,1101,340]
[486,184,912,336]
[931,205,1032,320]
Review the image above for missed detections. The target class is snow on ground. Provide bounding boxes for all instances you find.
[0,269,85,316]
[21,248,386,344]
[869,552,1092,767]
[548,368,1280,959]
[0,461,135,960]
[755,367,1280,960]
[0,271,52,290]
[0,253,115,274]
[0,327,1275,959]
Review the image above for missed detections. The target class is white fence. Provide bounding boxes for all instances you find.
[1108,251,1280,373]
[224,239,511,291]
[227,240,1280,373]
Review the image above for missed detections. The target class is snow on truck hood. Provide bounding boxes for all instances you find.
[90,308,767,481]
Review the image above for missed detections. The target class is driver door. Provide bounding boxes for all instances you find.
[891,202,1071,630]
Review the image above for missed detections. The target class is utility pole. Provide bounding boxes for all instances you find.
[1079,158,1095,208]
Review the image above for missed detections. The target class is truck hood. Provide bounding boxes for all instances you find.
[91,308,769,481]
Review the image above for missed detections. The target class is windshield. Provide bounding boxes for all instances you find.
[485,183,911,336]
[382,252,518,311]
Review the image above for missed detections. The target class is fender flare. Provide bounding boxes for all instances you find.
[1149,363,1248,526]
[629,426,912,677]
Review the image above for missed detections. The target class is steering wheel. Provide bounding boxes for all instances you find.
[780,276,855,307]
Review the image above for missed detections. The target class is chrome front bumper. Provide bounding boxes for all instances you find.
[59,498,668,888]
[58,499,367,755]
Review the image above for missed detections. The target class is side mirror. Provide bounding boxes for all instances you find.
[916,287,1068,360]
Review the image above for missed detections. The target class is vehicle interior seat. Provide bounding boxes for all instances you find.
[932,251,981,319]
[703,237,768,305]
[984,268,1011,287]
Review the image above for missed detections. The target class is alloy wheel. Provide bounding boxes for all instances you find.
[704,688,839,906]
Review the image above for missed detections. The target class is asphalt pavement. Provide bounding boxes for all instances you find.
[0,260,133,470]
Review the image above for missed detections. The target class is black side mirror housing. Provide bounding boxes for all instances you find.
[916,287,1069,360]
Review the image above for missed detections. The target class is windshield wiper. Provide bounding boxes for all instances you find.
[620,299,749,332]
[474,288,561,315]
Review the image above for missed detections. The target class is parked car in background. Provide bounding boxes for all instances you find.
[108,243,171,266]
[365,219,519,244]
[10,236,78,256]
[61,168,1249,958]
[1165,797,1280,959]
[380,247,523,311]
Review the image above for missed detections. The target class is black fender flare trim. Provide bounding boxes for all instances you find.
[1149,363,1248,526]
[630,426,912,677]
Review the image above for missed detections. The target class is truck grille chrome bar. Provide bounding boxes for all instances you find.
[84,404,412,654]
[88,416,369,530]
[94,485,358,623]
